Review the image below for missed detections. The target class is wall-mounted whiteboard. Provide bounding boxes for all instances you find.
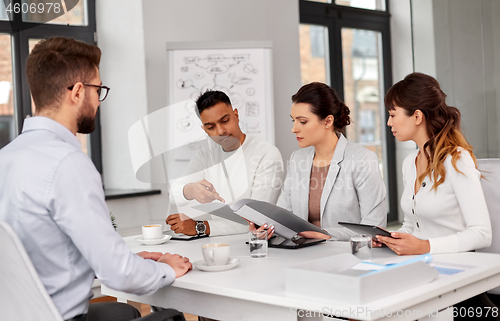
[167,41,274,161]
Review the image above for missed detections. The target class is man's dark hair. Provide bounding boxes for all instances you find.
[195,90,232,116]
[26,36,101,113]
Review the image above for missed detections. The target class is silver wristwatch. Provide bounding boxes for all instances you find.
[195,220,206,236]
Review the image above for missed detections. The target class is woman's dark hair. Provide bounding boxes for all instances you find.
[385,72,477,189]
[291,82,351,131]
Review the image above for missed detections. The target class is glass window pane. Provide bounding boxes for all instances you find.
[22,0,88,26]
[299,24,330,85]
[336,0,386,11]
[0,34,15,149]
[1,1,12,20]
[28,38,89,155]
[341,28,387,180]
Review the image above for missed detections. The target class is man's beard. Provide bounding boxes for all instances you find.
[77,100,96,134]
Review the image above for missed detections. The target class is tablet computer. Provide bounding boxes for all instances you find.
[338,222,393,238]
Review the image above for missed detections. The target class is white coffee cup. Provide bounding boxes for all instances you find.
[142,224,163,240]
[202,243,230,266]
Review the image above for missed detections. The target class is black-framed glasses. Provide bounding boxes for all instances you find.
[68,83,110,102]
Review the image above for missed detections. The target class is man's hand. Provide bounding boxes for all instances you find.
[376,232,430,255]
[158,253,192,278]
[136,251,163,261]
[166,213,210,236]
[183,179,225,203]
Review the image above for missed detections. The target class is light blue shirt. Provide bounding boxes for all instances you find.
[0,117,176,320]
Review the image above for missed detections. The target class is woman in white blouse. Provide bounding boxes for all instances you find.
[376,72,492,255]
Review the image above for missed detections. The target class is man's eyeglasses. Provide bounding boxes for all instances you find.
[68,83,110,102]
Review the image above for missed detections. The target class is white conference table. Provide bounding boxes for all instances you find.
[102,234,500,321]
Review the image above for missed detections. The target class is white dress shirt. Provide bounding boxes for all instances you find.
[170,135,284,236]
[0,117,176,320]
[398,149,492,254]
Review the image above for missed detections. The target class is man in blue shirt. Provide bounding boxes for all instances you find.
[0,37,192,321]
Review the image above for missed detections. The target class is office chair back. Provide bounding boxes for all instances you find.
[0,221,64,321]
[477,158,500,295]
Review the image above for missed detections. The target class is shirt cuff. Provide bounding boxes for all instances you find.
[323,227,347,241]
[157,261,177,287]
[169,183,190,208]
[428,234,459,254]
[207,219,248,237]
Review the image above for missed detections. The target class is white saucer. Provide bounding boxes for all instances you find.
[193,258,240,272]
[136,235,171,245]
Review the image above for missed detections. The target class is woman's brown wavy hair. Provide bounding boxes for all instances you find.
[385,72,477,189]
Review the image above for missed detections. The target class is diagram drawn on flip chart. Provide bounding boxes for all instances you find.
[167,42,274,161]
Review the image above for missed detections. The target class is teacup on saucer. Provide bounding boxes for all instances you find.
[193,258,240,272]
[202,243,230,266]
[136,235,171,245]
[142,224,163,240]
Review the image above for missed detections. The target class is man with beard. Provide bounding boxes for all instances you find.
[0,37,192,321]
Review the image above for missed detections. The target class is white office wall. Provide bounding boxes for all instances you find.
[388,0,417,221]
[96,0,151,191]
[433,0,500,158]
[411,0,436,77]
[141,0,302,218]
[96,0,301,234]
[96,0,170,234]
[141,0,301,163]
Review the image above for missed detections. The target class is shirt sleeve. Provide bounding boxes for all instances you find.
[248,146,284,204]
[397,156,415,234]
[208,145,285,236]
[207,217,249,236]
[169,149,207,208]
[276,151,296,212]
[320,227,351,241]
[322,150,387,241]
[355,150,388,228]
[48,152,176,295]
[428,151,492,254]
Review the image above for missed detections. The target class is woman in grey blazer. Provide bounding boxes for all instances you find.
[277,82,387,241]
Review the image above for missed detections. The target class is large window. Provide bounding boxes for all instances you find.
[0,0,101,172]
[299,0,397,221]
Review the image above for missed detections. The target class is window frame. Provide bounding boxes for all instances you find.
[0,0,102,173]
[300,0,398,222]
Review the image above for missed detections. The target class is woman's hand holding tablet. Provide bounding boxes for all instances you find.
[338,222,393,238]
[375,232,431,255]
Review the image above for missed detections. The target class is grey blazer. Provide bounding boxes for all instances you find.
[277,134,387,241]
